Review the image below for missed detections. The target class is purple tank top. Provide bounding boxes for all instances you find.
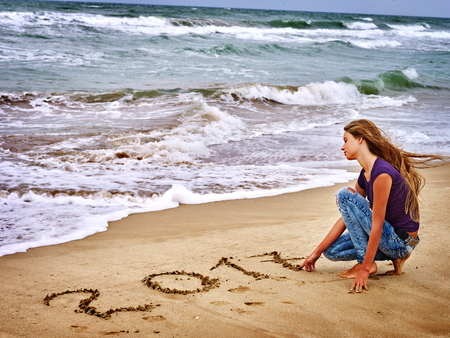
[357,158,419,232]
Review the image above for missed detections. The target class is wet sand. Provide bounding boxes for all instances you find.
[1,164,449,337]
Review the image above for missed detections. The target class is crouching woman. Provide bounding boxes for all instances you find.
[299,119,443,293]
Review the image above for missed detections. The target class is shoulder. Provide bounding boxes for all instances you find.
[373,158,399,177]
[374,158,393,170]
[372,159,407,190]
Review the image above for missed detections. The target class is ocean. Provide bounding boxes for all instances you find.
[1,0,449,256]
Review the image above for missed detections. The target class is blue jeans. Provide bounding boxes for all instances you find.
[323,187,416,264]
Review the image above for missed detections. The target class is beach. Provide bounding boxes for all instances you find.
[1,164,449,338]
[1,3,450,336]
[2,1,450,258]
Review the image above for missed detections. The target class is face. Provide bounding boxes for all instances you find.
[341,131,360,160]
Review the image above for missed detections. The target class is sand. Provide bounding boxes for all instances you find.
[1,164,449,338]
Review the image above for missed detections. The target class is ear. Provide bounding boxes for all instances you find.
[358,137,364,144]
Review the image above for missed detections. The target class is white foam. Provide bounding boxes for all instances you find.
[220,82,416,111]
[3,10,449,53]
[360,95,417,109]
[350,39,402,49]
[345,22,378,30]
[222,82,361,105]
[26,99,248,166]
[387,24,429,32]
[166,168,358,204]
[0,167,358,257]
[383,23,450,42]
[394,130,430,145]
[402,67,419,80]
[0,190,179,257]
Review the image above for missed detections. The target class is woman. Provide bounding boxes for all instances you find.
[299,119,443,293]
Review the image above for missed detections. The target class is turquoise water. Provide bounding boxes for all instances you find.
[2,1,450,92]
[1,0,449,256]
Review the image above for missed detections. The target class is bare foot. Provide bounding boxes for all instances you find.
[338,262,377,279]
[385,254,411,275]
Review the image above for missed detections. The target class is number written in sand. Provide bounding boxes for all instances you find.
[44,251,304,319]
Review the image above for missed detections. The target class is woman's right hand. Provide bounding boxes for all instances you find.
[298,217,346,272]
[299,252,321,272]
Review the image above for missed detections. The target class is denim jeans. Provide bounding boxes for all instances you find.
[323,187,416,264]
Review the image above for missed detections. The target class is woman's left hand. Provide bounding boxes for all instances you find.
[351,270,369,293]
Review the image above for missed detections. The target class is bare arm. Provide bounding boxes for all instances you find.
[299,182,366,272]
[299,217,346,271]
[351,174,392,292]
[299,182,367,271]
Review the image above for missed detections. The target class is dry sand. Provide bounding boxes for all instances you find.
[1,165,449,338]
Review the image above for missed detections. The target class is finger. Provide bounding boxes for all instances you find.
[354,280,362,293]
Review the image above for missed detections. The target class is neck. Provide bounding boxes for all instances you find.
[358,152,378,173]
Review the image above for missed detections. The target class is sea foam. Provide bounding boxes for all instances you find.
[0,167,358,257]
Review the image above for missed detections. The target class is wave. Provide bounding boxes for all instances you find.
[1,97,248,166]
[1,76,425,125]
[344,22,378,30]
[338,68,443,94]
[2,9,449,57]
[266,19,349,29]
[3,10,446,38]
[1,11,374,31]
[169,17,232,27]
[0,11,234,31]
[0,72,432,120]
[0,82,417,176]
[265,18,314,29]
[217,81,417,107]
[380,70,426,91]
[266,19,377,30]
[184,44,254,57]
[349,39,402,49]
[219,82,360,105]
[0,89,185,108]
[387,23,430,32]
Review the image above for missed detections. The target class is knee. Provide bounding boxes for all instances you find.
[335,186,355,205]
[337,186,356,196]
[322,247,340,262]
[322,247,332,260]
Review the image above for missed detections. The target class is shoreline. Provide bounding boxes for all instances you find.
[0,164,449,337]
[0,164,361,258]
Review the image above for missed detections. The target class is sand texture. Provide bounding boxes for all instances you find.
[1,165,449,337]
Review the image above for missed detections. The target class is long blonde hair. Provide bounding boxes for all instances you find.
[344,119,444,222]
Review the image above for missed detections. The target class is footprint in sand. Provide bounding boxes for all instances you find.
[228,286,251,293]
[142,315,166,322]
[69,325,88,333]
[231,308,253,314]
[210,301,231,306]
[244,302,264,306]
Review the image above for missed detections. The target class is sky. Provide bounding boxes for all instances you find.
[56,0,450,18]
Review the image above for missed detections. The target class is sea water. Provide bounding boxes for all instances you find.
[1,0,449,256]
